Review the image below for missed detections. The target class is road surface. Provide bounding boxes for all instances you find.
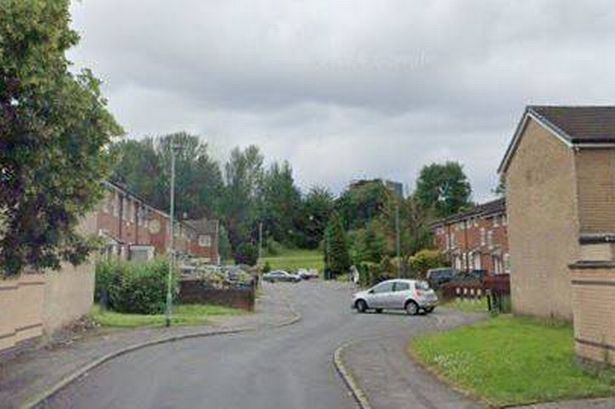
[45,281,476,409]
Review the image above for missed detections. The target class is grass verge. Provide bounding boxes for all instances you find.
[262,248,323,272]
[409,315,615,407]
[441,297,489,313]
[91,304,245,328]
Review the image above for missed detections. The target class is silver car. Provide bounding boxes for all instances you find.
[352,279,438,315]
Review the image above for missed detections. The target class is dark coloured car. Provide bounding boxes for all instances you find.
[426,267,457,289]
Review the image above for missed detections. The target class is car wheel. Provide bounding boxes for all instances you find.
[375,308,383,314]
[356,299,368,313]
[424,307,435,313]
[405,300,419,316]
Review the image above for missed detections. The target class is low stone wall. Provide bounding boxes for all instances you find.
[570,261,615,366]
[179,279,255,311]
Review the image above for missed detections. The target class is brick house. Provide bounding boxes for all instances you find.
[96,182,220,263]
[431,198,509,275]
[499,105,615,321]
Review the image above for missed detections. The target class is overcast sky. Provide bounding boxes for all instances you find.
[68,0,615,201]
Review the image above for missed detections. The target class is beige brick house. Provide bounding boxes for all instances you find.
[499,106,615,321]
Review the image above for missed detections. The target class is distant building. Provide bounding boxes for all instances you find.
[431,198,509,275]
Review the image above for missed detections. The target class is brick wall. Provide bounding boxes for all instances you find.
[575,150,615,234]
[179,279,255,311]
[505,118,580,320]
[570,262,615,366]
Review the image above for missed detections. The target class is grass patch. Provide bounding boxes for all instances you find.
[410,316,615,406]
[441,297,489,313]
[91,304,245,328]
[261,248,323,272]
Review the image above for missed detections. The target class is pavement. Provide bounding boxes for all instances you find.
[2,280,614,409]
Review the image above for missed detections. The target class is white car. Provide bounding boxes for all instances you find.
[352,279,438,315]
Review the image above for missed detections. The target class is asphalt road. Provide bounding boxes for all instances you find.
[44,281,476,409]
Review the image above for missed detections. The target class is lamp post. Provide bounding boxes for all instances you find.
[395,204,401,277]
[165,143,181,327]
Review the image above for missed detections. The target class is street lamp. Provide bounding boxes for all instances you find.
[165,143,181,327]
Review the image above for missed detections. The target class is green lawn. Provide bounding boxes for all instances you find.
[441,297,489,313]
[410,316,615,407]
[261,249,324,272]
[91,304,245,328]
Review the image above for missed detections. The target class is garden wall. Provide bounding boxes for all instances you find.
[179,279,255,311]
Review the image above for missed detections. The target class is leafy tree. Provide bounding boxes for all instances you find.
[336,180,389,230]
[258,161,301,246]
[0,0,122,276]
[234,242,258,266]
[415,162,472,218]
[110,133,223,220]
[408,249,447,278]
[218,224,232,262]
[222,145,264,249]
[295,186,334,249]
[323,211,351,277]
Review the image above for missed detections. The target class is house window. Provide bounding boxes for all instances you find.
[198,235,212,247]
[487,230,493,248]
[473,217,479,228]
[493,216,499,227]
[504,253,511,274]
[502,215,507,226]
[113,194,120,217]
[480,228,486,246]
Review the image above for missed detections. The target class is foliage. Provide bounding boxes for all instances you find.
[262,261,272,273]
[258,161,302,247]
[335,179,390,230]
[349,221,387,264]
[95,259,177,314]
[295,186,335,249]
[324,211,351,277]
[264,238,285,256]
[222,145,264,249]
[234,242,258,266]
[109,133,224,220]
[217,224,233,262]
[0,0,122,276]
[410,316,615,406]
[408,249,446,278]
[415,162,472,218]
[91,303,243,328]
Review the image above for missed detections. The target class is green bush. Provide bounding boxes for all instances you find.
[262,261,272,273]
[409,249,446,278]
[95,258,178,314]
[234,242,258,266]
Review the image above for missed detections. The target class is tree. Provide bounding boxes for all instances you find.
[234,242,258,266]
[296,186,334,249]
[109,133,223,220]
[258,161,302,246]
[414,162,472,218]
[222,145,264,249]
[324,211,351,277]
[336,180,389,230]
[0,0,122,276]
[218,224,232,262]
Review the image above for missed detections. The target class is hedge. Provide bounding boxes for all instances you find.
[95,258,179,314]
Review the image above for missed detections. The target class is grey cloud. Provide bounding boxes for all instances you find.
[68,0,615,200]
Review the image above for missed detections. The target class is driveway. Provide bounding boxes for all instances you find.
[43,281,484,409]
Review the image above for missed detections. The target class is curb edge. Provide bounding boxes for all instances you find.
[333,342,373,409]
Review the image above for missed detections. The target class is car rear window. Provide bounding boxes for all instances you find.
[415,281,430,290]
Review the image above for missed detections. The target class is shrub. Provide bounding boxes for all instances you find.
[234,242,258,266]
[265,239,284,256]
[409,249,446,278]
[95,258,178,314]
[262,261,272,273]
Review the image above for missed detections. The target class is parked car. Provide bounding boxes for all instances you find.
[297,268,319,280]
[263,270,301,283]
[352,279,438,315]
[426,267,457,289]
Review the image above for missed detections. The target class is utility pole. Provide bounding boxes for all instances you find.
[165,144,180,327]
[395,204,401,277]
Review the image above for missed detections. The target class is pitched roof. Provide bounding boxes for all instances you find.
[432,197,505,227]
[499,105,615,174]
[184,218,218,235]
[529,106,615,144]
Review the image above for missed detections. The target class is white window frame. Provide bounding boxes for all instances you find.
[198,234,212,248]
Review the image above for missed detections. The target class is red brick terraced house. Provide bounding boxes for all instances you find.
[96,181,220,263]
[431,198,509,275]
